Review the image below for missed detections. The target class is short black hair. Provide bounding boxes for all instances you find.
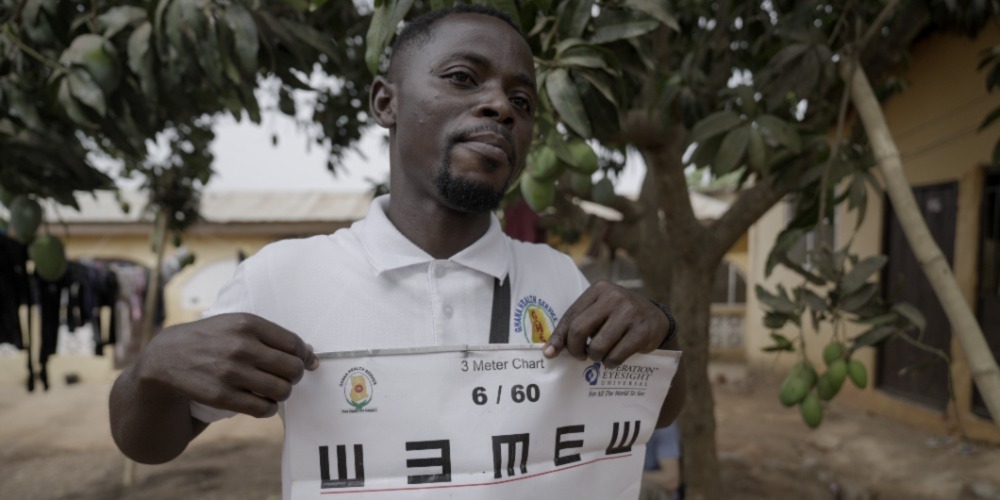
[387,4,526,78]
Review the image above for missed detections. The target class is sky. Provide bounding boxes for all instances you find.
[201,109,648,197]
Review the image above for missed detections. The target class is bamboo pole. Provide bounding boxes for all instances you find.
[843,59,1000,428]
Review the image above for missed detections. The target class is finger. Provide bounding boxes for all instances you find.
[564,302,612,360]
[585,316,629,364]
[547,287,601,358]
[249,316,318,369]
[237,369,294,404]
[209,388,279,419]
[252,348,308,384]
[602,329,646,369]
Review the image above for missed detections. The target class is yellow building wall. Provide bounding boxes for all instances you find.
[745,26,1000,441]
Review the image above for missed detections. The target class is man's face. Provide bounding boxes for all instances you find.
[389,14,537,213]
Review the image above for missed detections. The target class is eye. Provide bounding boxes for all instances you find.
[511,95,532,112]
[446,71,476,86]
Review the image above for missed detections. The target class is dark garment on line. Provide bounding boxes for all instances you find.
[0,234,30,348]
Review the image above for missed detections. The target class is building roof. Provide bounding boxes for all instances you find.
[37,190,373,224]
[0,190,374,237]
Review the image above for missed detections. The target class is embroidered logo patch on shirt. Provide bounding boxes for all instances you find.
[513,295,558,343]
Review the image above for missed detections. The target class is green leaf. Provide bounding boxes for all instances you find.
[622,0,678,31]
[127,22,157,100]
[840,255,887,294]
[224,4,260,76]
[577,68,621,110]
[560,0,595,39]
[67,70,106,117]
[763,313,790,330]
[365,0,416,75]
[847,172,868,228]
[839,283,879,313]
[801,288,827,312]
[546,68,592,138]
[756,285,798,315]
[559,47,608,70]
[589,19,659,44]
[98,6,148,39]
[713,125,750,174]
[856,312,899,326]
[57,78,94,128]
[690,111,741,144]
[746,126,767,171]
[892,302,926,333]
[852,325,896,349]
[755,114,802,154]
[762,331,794,351]
[766,228,804,276]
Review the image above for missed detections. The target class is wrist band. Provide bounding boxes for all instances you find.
[649,299,678,349]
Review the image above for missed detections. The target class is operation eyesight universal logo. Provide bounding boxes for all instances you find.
[339,367,377,413]
[513,295,558,343]
[582,361,659,398]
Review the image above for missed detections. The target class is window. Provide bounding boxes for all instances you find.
[711,261,746,305]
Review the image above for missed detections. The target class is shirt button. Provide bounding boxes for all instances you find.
[435,266,446,278]
[443,304,454,318]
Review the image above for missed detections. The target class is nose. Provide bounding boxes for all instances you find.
[474,85,515,128]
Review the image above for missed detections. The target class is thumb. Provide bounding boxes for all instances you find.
[543,330,565,359]
[304,343,320,371]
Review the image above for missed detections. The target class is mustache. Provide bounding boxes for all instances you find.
[447,124,516,163]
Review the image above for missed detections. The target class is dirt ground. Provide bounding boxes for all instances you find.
[2,363,1000,500]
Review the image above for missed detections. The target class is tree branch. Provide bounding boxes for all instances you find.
[707,173,797,264]
[860,0,901,51]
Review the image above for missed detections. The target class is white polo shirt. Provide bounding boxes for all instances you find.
[190,195,589,492]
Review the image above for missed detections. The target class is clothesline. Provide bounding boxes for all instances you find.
[0,233,162,392]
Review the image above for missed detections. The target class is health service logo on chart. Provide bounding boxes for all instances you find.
[339,367,378,413]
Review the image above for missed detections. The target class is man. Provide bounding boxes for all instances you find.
[109,4,684,495]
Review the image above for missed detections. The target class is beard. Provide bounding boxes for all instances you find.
[433,132,514,214]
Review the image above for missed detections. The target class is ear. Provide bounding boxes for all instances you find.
[370,76,396,128]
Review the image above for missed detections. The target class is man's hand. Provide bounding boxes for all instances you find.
[542,281,685,427]
[542,280,670,368]
[136,313,320,418]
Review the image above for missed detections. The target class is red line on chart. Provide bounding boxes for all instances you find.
[319,453,633,495]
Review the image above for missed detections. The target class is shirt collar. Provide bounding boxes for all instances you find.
[357,195,510,281]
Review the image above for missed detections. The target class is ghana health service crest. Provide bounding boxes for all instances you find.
[513,295,558,343]
[339,367,377,413]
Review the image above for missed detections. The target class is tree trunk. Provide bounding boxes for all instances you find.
[671,260,720,500]
[844,59,1000,426]
[139,207,168,349]
[636,133,724,499]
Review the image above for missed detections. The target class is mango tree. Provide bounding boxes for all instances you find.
[0,0,376,344]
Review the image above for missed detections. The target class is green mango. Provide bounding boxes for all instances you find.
[848,360,868,388]
[823,341,846,366]
[520,174,555,212]
[827,359,848,389]
[800,393,823,428]
[10,196,43,243]
[816,373,840,401]
[29,235,68,282]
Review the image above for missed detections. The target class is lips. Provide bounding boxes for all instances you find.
[459,130,514,165]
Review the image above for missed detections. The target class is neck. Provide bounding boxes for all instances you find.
[386,194,493,260]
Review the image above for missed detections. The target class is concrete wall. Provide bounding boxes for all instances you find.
[745,26,1000,442]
